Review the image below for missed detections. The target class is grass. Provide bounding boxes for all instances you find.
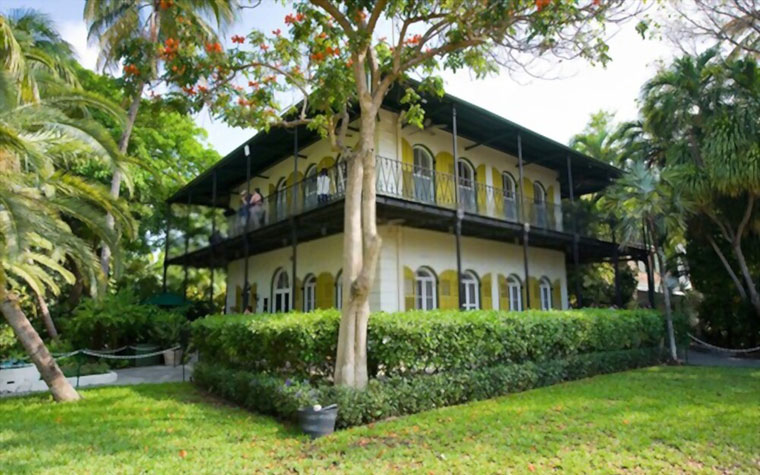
[0,366,758,474]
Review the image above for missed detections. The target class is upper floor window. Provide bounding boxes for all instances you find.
[539,277,552,310]
[533,181,547,227]
[507,274,522,311]
[533,181,546,204]
[502,172,518,221]
[461,270,480,310]
[457,160,476,212]
[415,267,437,310]
[272,268,291,312]
[303,274,316,312]
[413,146,434,203]
[303,166,318,210]
[275,178,288,220]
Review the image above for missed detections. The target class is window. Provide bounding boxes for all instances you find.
[335,270,343,309]
[272,268,290,312]
[303,166,318,210]
[533,181,547,227]
[461,270,480,310]
[507,275,522,311]
[412,146,434,203]
[335,159,347,195]
[457,160,476,212]
[539,277,552,310]
[502,172,517,221]
[303,274,316,312]
[275,179,288,220]
[415,267,437,310]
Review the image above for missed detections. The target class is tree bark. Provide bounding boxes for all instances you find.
[35,290,58,340]
[100,83,144,276]
[0,286,80,401]
[706,234,747,301]
[652,241,678,362]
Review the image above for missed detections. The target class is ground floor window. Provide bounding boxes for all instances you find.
[273,268,290,312]
[462,270,479,310]
[507,275,522,311]
[415,267,437,310]
[303,274,316,312]
[539,277,552,310]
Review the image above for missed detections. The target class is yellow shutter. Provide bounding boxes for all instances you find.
[498,274,509,311]
[294,277,302,312]
[522,177,534,202]
[552,278,562,310]
[546,185,555,204]
[476,164,487,213]
[315,272,335,309]
[480,273,492,310]
[401,138,414,200]
[234,285,242,313]
[438,270,459,310]
[435,151,455,208]
[317,155,335,171]
[529,277,540,309]
[404,266,415,310]
[492,168,503,216]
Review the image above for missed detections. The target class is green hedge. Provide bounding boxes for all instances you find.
[193,347,665,429]
[191,309,668,378]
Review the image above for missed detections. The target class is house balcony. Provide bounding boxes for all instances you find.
[166,156,644,268]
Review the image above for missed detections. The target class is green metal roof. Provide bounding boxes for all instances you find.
[168,82,620,207]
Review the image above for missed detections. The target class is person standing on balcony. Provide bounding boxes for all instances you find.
[250,187,264,228]
[238,190,252,231]
[317,169,331,203]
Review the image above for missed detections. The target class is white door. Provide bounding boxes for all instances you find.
[533,181,547,227]
[413,147,434,203]
[458,161,476,212]
[415,268,437,310]
[273,269,290,312]
[462,271,479,310]
[502,173,518,221]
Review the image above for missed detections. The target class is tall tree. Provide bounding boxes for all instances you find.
[569,110,621,166]
[165,0,636,388]
[641,49,760,319]
[84,0,237,276]
[602,161,690,361]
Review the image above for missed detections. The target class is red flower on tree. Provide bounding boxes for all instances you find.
[536,0,552,11]
[231,35,245,44]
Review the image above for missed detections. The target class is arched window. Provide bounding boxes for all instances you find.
[303,274,316,312]
[412,146,434,203]
[335,270,343,309]
[457,159,476,212]
[275,178,288,221]
[335,158,347,195]
[502,172,518,221]
[461,270,480,310]
[415,267,437,310]
[272,268,291,312]
[303,165,318,210]
[533,181,547,227]
[539,277,552,310]
[507,274,523,311]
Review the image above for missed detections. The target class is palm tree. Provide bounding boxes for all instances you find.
[569,110,622,166]
[602,161,690,361]
[84,0,238,275]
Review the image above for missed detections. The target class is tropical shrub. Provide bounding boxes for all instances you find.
[64,289,187,350]
[191,309,671,379]
[193,347,665,429]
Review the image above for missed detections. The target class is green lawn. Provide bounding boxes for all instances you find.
[1,367,758,474]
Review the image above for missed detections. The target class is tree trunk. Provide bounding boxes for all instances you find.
[35,290,58,340]
[732,241,760,319]
[706,234,747,301]
[99,81,145,276]
[0,286,80,401]
[333,104,382,389]
[653,244,678,362]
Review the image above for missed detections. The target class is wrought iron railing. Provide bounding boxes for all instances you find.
[170,155,634,258]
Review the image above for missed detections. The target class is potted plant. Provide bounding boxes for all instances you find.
[289,383,338,438]
[150,311,188,367]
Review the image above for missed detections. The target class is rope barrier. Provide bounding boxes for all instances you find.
[688,333,760,354]
[80,346,180,360]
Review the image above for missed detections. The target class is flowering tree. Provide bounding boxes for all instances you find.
[165,0,635,388]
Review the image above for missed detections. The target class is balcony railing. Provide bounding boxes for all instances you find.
[171,155,625,257]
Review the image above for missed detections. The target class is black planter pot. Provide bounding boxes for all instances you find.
[297,404,338,438]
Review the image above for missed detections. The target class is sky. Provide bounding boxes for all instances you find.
[6,1,677,156]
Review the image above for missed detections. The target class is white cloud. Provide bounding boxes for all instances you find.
[59,20,99,71]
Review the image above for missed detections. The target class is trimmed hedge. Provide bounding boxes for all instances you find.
[191,309,668,378]
[193,347,666,429]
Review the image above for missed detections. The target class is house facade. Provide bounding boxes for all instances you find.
[165,85,648,314]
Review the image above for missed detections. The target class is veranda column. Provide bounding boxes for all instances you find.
[183,192,190,299]
[566,154,583,308]
[209,171,217,309]
[517,133,531,309]
[291,128,299,312]
[243,151,251,310]
[162,202,171,293]
[452,104,464,309]
[643,222,656,308]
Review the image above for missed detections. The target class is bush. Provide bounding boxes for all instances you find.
[64,289,187,350]
[191,309,668,379]
[193,347,665,429]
